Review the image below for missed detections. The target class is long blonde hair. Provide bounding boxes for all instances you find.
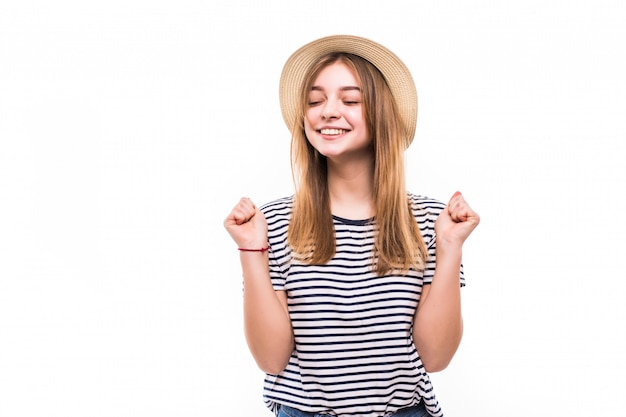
[288,53,427,275]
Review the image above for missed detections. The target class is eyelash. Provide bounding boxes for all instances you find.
[308,99,361,106]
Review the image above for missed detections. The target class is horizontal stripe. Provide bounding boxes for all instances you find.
[259,194,464,417]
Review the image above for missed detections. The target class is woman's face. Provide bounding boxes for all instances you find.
[303,62,371,161]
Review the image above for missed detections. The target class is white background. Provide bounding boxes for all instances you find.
[1,1,625,416]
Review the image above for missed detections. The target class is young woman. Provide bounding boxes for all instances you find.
[224,35,480,417]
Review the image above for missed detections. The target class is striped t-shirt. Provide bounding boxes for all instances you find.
[259,193,464,417]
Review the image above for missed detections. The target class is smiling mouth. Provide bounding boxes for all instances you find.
[319,128,349,135]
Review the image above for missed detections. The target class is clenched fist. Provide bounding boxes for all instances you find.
[224,197,269,250]
[435,191,480,249]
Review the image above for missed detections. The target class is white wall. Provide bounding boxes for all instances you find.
[1,1,624,416]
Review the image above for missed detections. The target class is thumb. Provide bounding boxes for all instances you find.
[224,197,257,228]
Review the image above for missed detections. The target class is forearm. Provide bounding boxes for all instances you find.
[241,252,294,375]
[413,246,463,372]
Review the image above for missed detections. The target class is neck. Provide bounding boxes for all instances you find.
[327,156,375,220]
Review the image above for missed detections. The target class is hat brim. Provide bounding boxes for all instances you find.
[279,35,417,148]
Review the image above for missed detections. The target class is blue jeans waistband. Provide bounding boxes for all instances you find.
[277,401,429,417]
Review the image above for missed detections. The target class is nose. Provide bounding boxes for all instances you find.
[321,98,340,120]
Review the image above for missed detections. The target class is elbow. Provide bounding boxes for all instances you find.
[415,335,461,373]
[260,364,287,375]
[422,356,452,373]
[256,356,291,375]
[248,338,294,375]
[244,324,294,375]
[414,320,463,373]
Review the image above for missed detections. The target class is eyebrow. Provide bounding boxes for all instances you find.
[310,86,362,92]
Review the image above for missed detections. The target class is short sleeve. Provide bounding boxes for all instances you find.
[260,196,294,292]
[267,247,287,291]
[410,194,465,287]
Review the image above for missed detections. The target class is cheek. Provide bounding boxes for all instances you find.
[345,108,365,125]
[303,116,316,136]
[305,107,320,123]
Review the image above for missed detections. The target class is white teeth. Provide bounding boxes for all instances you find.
[320,128,347,135]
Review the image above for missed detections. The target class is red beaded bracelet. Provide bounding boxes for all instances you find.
[238,246,270,252]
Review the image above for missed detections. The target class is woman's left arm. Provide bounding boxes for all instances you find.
[413,192,480,373]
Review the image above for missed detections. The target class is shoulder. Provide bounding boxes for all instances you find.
[260,195,293,213]
[407,193,446,221]
[407,193,445,249]
[260,195,294,225]
[260,196,293,258]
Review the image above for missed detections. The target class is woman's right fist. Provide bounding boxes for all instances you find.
[224,197,268,249]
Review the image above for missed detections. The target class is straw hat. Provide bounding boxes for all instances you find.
[279,34,418,148]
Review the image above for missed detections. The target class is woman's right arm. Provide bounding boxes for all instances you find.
[224,198,294,374]
[240,252,294,374]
